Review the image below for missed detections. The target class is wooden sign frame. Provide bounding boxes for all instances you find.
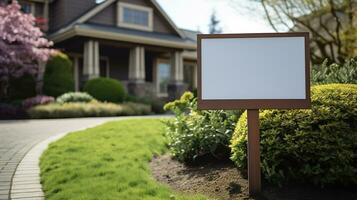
[197,32,311,196]
[197,32,311,110]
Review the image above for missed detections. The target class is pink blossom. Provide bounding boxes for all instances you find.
[22,95,55,109]
[0,0,54,81]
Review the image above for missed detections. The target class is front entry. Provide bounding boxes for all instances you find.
[155,59,171,97]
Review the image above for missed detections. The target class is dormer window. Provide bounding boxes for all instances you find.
[117,2,153,32]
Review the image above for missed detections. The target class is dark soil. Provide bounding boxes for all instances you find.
[150,155,357,200]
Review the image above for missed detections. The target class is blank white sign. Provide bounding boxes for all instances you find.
[201,36,306,100]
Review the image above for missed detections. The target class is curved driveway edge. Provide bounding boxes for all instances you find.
[0,115,169,200]
[10,131,69,200]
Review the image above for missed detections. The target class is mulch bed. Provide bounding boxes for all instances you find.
[150,155,357,200]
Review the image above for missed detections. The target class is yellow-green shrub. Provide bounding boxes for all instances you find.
[230,84,357,186]
[28,101,151,119]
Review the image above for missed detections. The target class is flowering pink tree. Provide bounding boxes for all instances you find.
[0,0,53,99]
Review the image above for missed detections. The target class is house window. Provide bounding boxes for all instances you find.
[156,59,171,96]
[19,1,34,14]
[117,2,153,31]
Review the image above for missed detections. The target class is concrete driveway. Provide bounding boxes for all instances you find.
[0,116,165,200]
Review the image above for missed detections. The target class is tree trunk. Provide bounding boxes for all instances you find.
[0,78,9,101]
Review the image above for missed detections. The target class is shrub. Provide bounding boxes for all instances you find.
[27,102,151,119]
[230,84,357,187]
[313,58,357,84]
[8,74,36,101]
[84,78,126,103]
[126,95,165,114]
[22,95,55,109]
[43,52,74,97]
[56,92,95,104]
[164,91,242,163]
[0,103,27,119]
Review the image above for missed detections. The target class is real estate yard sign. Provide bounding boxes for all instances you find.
[197,32,311,195]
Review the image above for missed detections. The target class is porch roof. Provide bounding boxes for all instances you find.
[49,23,197,50]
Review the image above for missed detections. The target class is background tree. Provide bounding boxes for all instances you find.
[0,0,53,100]
[235,0,356,64]
[208,11,223,34]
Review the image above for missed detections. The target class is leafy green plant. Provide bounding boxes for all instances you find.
[43,52,74,97]
[56,92,95,104]
[28,102,151,119]
[84,78,126,103]
[313,58,357,84]
[164,92,242,163]
[230,84,357,187]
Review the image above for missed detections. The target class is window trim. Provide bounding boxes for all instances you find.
[117,2,154,32]
[155,58,171,97]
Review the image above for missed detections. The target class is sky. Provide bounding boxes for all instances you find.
[156,0,275,34]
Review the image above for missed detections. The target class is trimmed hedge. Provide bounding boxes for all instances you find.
[27,102,151,119]
[230,84,357,186]
[56,92,95,104]
[43,52,74,97]
[84,78,126,103]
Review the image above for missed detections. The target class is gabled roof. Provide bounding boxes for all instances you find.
[65,0,185,39]
[180,28,200,42]
[49,24,197,50]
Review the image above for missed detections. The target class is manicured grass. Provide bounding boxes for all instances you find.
[40,119,208,200]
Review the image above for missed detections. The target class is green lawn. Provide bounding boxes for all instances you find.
[40,119,208,200]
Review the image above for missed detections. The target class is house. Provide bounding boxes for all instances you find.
[11,0,198,100]
[292,2,357,64]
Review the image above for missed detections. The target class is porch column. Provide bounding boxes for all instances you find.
[168,51,187,100]
[73,57,79,91]
[128,46,146,97]
[43,0,49,31]
[83,40,100,81]
[193,63,198,89]
[35,61,46,94]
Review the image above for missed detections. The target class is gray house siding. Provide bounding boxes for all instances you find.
[88,0,178,36]
[49,0,97,32]
[89,4,116,26]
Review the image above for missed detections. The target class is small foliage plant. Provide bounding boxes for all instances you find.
[230,84,357,187]
[56,92,95,104]
[84,78,126,103]
[164,92,242,163]
[313,58,357,84]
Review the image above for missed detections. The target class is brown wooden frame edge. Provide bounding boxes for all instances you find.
[197,32,311,110]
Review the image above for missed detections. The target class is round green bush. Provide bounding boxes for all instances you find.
[56,92,95,104]
[230,84,357,186]
[43,52,74,97]
[83,78,126,103]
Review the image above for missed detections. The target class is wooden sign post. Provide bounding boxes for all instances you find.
[247,109,261,194]
[197,32,311,196]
